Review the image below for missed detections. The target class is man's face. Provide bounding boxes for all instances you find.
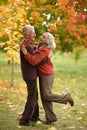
[25,29,36,42]
[30,29,36,41]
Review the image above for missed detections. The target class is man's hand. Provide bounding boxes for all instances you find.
[21,45,27,55]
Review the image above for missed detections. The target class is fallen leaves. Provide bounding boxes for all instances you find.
[81,103,87,108]
[16,125,21,129]
[0,80,9,90]
[68,126,75,129]
[36,121,42,125]
[76,117,82,121]
[47,126,57,130]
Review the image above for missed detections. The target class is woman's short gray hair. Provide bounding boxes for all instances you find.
[22,25,34,36]
[45,32,56,49]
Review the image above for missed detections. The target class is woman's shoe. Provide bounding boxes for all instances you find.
[41,120,51,124]
[41,119,57,125]
[68,93,74,106]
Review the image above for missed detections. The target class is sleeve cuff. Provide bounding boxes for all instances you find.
[25,53,29,57]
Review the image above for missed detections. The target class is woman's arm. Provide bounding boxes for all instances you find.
[21,45,50,65]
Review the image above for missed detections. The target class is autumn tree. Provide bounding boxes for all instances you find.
[0,0,87,54]
[0,0,87,85]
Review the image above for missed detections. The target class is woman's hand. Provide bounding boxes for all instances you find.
[48,50,52,58]
[21,45,27,55]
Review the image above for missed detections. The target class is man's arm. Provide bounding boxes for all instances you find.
[27,44,35,55]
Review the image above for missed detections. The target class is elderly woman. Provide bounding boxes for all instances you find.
[21,32,74,124]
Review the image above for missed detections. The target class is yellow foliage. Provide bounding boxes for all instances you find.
[39,0,46,4]
[0,31,7,37]
[8,0,12,2]
[0,0,86,62]
[16,8,26,16]
[6,48,20,64]
[28,1,35,8]
[0,42,6,47]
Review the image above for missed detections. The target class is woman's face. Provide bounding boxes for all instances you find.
[39,33,48,44]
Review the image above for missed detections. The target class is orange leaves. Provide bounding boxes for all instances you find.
[28,1,35,8]
[67,0,74,7]
[73,32,81,41]
[0,79,25,101]
[66,24,77,32]
[68,7,76,17]
[0,30,6,37]
[31,11,40,19]
[75,0,87,4]
[77,12,86,23]
[0,80,9,91]
[69,16,77,24]
[64,38,72,44]
[79,25,87,35]
[48,25,57,32]
[58,0,69,10]
[0,0,87,53]
[66,16,77,32]
[57,0,74,10]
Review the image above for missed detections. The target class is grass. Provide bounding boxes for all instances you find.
[0,50,87,130]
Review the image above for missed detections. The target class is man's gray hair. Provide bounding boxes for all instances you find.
[45,32,56,49]
[22,25,34,36]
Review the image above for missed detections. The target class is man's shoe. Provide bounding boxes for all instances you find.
[19,122,30,126]
[68,93,74,106]
[30,117,41,122]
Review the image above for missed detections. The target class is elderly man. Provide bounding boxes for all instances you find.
[19,25,39,126]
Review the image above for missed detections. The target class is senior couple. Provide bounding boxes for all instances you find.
[19,25,74,126]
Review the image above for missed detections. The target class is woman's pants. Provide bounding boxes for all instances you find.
[39,74,69,122]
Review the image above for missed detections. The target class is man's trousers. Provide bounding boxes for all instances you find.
[20,79,39,124]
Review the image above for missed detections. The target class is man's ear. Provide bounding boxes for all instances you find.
[47,39,49,45]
